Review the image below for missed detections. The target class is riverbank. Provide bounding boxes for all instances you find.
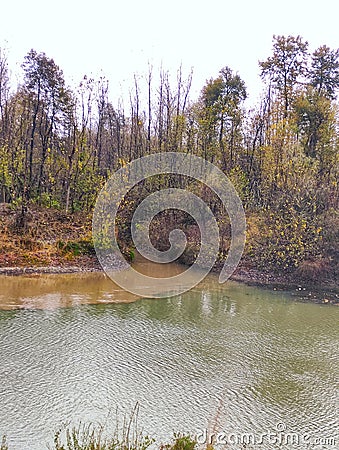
[0,258,337,305]
[0,204,338,304]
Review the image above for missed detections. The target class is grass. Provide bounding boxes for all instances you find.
[1,431,196,450]
[1,405,198,450]
[0,436,8,450]
[0,204,97,268]
[48,404,154,450]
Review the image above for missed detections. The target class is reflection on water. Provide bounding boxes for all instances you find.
[0,271,138,309]
[0,258,187,310]
[0,262,338,449]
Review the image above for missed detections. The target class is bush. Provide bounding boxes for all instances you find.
[57,238,95,257]
[251,207,323,272]
[161,433,197,450]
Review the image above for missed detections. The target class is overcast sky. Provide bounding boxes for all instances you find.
[1,0,338,104]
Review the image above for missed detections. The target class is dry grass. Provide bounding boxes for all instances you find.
[296,258,331,282]
[0,203,97,269]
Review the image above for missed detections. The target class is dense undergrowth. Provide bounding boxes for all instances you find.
[0,199,337,287]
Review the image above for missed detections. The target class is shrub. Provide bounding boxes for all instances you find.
[251,207,323,271]
[161,433,197,450]
[57,238,95,257]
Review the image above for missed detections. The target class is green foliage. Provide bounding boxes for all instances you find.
[294,86,335,158]
[161,433,197,450]
[260,35,308,115]
[309,45,339,99]
[198,66,247,169]
[0,147,11,185]
[260,35,308,85]
[202,67,247,109]
[38,192,61,209]
[57,238,94,256]
[228,166,250,203]
[129,248,135,261]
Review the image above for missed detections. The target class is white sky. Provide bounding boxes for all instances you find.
[1,0,338,105]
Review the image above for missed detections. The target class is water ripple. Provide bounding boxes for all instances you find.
[0,274,338,449]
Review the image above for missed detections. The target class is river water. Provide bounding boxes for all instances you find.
[0,261,338,449]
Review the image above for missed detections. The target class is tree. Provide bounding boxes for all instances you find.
[0,48,10,144]
[260,35,308,118]
[22,49,71,200]
[294,86,333,158]
[198,66,247,169]
[309,45,339,99]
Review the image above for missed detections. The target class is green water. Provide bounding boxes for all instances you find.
[0,268,338,449]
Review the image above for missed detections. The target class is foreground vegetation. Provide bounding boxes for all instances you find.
[0,35,338,283]
[0,403,197,450]
[1,404,198,450]
[1,430,197,450]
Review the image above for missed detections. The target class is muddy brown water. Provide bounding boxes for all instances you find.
[0,260,338,449]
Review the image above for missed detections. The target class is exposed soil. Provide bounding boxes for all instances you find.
[0,203,337,305]
[0,203,100,271]
[229,263,338,304]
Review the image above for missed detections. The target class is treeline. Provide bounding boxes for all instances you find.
[0,35,338,274]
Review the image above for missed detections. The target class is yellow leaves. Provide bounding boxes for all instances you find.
[252,208,324,272]
[118,158,128,168]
